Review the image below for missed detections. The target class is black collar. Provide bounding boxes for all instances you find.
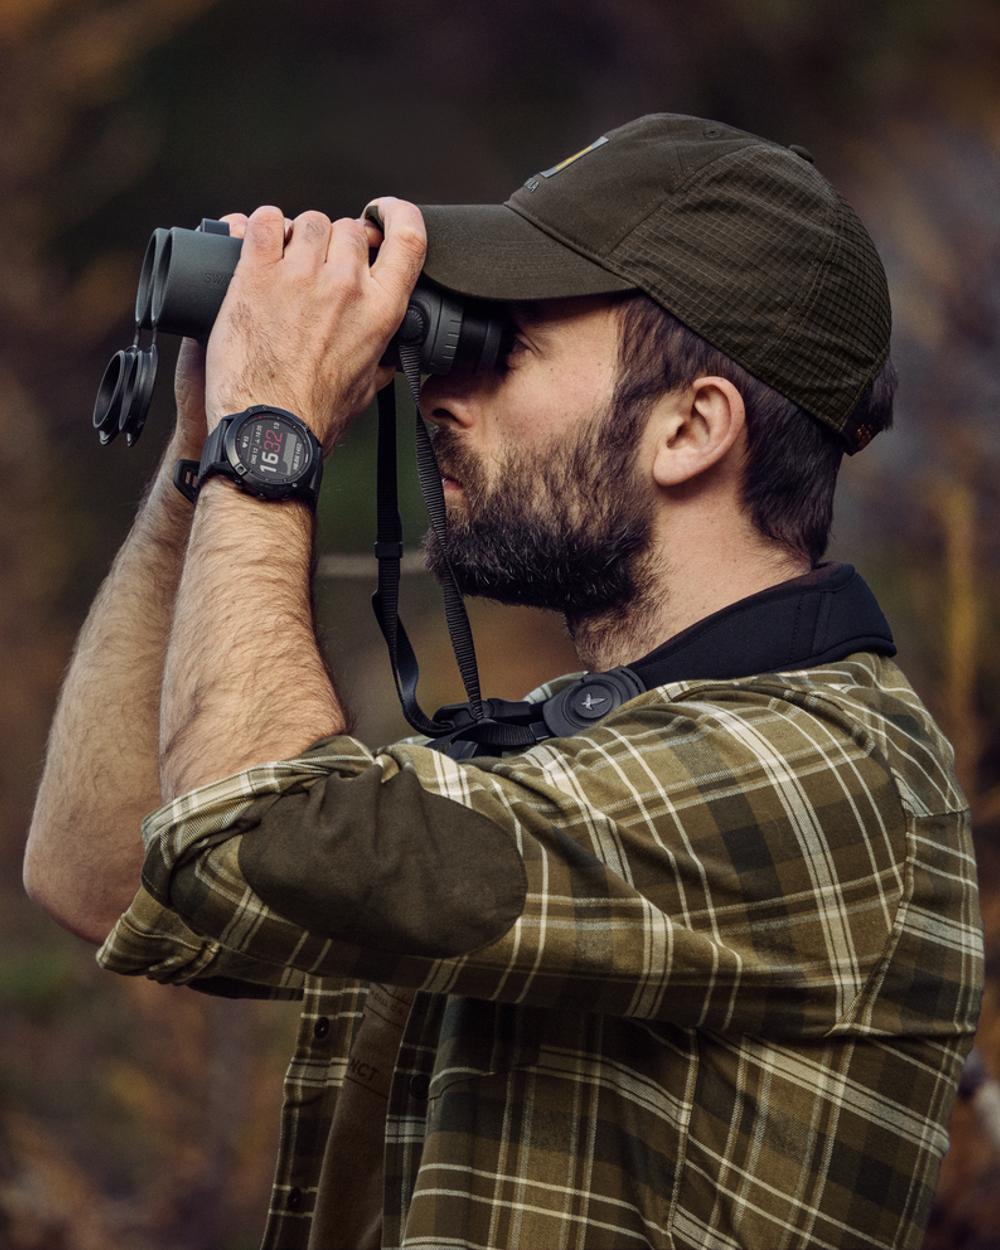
[432,562,895,757]
[628,561,895,687]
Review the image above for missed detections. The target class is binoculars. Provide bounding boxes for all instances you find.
[92,218,509,448]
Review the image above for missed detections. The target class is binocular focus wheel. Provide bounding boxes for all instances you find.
[93,347,139,446]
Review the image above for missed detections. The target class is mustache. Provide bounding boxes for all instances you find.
[428,428,472,483]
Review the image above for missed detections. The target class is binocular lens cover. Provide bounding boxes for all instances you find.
[93,347,135,446]
[92,344,159,447]
[120,343,158,447]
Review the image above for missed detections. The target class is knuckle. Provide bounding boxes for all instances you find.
[247,206,285,236]
[395,225,427,258]
[298,212,331,242]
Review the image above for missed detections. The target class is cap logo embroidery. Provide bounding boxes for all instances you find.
[539,135,609,179]
[523,135,609,192]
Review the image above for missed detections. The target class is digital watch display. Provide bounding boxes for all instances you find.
[233,412,310,486]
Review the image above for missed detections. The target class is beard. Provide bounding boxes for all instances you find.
[422,389,659,631]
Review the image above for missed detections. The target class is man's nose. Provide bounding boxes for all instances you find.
[419,374,478,429]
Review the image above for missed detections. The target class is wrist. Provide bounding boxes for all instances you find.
[137,439,202,538]
[206,402,318,435]
[199,474,316,525]
[203,407,248,437]
[133,479,194,559]
[166,426,206,461]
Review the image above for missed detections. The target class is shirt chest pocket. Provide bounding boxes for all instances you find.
[428,996,545,1098]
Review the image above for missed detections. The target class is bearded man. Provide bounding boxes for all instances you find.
[25,114,982,1250]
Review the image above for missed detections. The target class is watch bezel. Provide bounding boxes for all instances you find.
[221,406,320,500]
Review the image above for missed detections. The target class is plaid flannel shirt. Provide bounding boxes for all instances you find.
[98,651,983,1250]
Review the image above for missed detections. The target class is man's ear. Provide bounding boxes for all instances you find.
[650,377,746,488]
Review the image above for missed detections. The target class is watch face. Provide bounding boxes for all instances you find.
[235,413,312,485]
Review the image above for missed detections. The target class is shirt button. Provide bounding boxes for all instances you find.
[409,1074,430,1100]
[313,1016,330,1040]
[287,1187,302,1211]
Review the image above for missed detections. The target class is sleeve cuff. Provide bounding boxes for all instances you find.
[96,883,307,1000]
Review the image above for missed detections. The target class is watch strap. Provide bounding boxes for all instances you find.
[173,458,201,503]
[196,416,230,485]
[172,414,233,505]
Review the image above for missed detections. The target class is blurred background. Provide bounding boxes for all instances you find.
[2,1,998,1246]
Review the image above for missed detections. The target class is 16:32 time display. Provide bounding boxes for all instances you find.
[237,414,309,484]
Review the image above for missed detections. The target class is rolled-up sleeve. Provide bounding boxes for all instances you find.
[97,883,306,999]
[98,675,917,1036]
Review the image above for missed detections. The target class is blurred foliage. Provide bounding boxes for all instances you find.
[2,0,998,1246]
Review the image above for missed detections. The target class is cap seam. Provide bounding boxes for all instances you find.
[601,145,838,417]
[688,146,839,369]
[614,141,803,257]
[510,144,838,369]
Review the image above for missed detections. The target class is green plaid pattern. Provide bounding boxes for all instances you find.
[98,653,982,1249]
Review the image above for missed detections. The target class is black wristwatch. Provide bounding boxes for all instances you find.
[173,405,324,508]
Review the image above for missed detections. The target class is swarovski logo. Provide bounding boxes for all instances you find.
[581,693,608,711]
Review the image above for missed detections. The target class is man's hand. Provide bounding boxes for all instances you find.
[203,197,426,455]
[173,212,286,456]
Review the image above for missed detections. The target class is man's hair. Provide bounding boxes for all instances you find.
[613,294,898,566]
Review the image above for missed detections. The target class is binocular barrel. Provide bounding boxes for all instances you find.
[94,219,509,449]
[137,223,242,339]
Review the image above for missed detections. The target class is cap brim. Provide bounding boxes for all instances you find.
[417,204,635,301]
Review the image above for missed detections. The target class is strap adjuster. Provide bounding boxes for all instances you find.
[374,540,404,561]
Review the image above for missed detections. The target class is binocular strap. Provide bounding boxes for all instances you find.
[370,347,544,754]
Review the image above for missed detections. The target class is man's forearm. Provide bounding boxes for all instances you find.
[159,477,348,800]
[24,436,199,943]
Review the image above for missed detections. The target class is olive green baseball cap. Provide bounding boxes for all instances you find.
[417,113,892,453]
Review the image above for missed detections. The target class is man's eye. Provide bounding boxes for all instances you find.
[497,336,528,372]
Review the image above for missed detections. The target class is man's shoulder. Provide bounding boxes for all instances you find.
[549,651,965,818]
[685,651,968,818]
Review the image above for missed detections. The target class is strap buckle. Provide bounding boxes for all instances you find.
[374,539,404,561]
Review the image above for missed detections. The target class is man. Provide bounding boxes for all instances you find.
[25,114,982,1249]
